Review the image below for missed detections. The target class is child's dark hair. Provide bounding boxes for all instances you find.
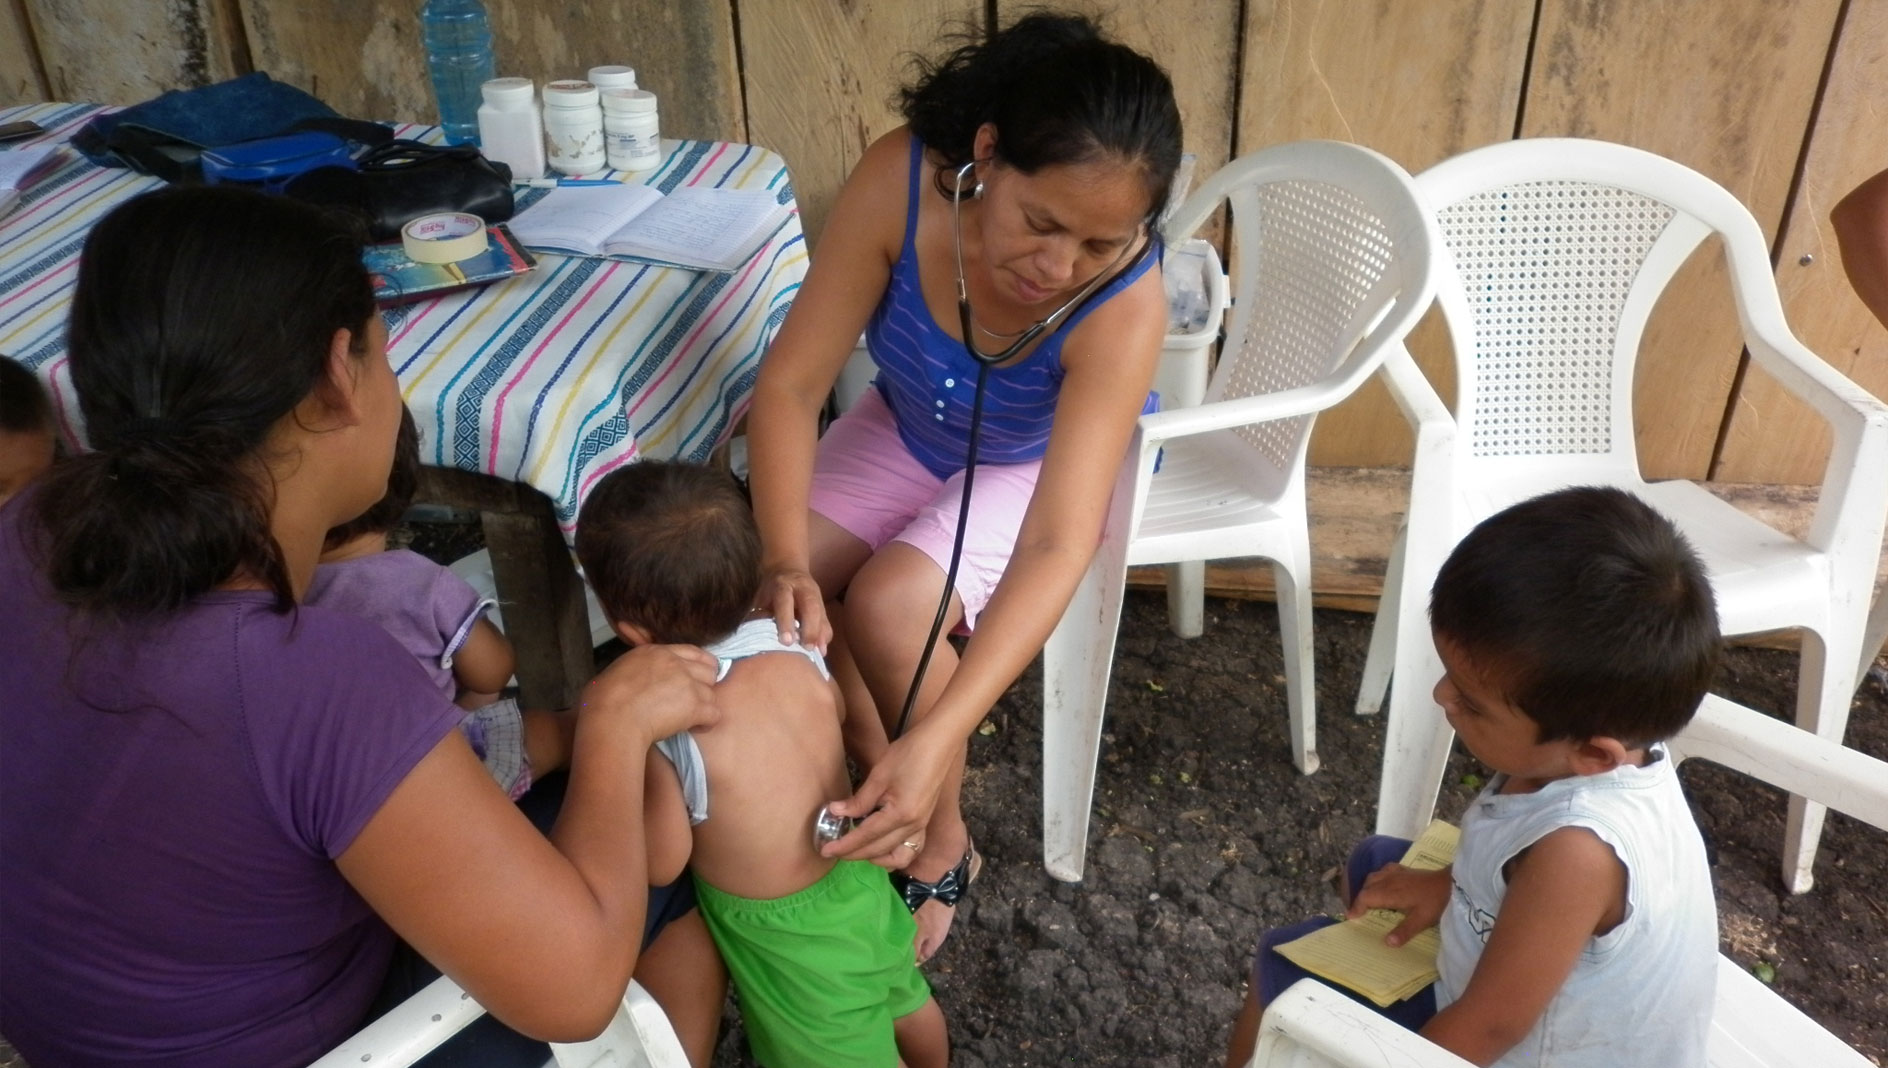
[0,355,53,436]
[575,460,759,647]
[900,11,1183,220]
[324,404,419,551]
[1429,486,1720,746]
[28,185,374,618]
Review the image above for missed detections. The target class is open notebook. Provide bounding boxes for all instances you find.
[507,182,791,273]
[1273,819,1460,1007]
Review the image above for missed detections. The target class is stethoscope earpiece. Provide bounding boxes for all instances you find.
[952,159,984,202]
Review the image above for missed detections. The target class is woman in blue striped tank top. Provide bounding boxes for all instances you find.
[748,13,1182,961]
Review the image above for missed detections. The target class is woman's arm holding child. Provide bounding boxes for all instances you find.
[1418,828,1628,1066]
[338,644,718,1041]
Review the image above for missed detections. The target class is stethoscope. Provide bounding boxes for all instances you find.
[890,159,1147,740]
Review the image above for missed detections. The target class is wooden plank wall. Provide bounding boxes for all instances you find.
[1719,0,1888,483]
[2,0,1882,486]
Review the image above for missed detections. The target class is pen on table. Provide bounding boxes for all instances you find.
[513,177,620,188]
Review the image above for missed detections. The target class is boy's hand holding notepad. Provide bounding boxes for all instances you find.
[507,182,791,273]
[1274,820,1460,1007]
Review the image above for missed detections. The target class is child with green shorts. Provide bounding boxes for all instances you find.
[576,460,948,1068]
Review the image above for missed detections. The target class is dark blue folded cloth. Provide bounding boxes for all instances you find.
[72,73,343,177]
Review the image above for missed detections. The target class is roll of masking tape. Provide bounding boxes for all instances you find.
[401,212,487,264]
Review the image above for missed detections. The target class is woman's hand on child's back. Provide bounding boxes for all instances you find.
[582,644,722,746]
[1348,863,1454,948]
[757,564,831,653]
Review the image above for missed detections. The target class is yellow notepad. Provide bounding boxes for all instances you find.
[1273,819,1460,1007]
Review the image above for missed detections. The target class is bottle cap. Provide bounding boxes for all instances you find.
[601,88,658,115]
[543,80,600,108]
[480,77,535,108]
[587,65,638,90]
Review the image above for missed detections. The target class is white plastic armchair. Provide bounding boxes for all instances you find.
[307,976,689,1068]
[1040,140,1440,882]
[1357,138,1888,894]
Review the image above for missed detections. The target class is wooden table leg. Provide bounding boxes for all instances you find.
[416,467,594,709]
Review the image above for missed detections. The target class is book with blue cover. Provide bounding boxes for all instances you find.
[365,222,537,304]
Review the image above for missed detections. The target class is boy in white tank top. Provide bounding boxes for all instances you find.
[1228,486,1721,1068]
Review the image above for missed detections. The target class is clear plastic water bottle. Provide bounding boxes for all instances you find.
[421,0,496,145]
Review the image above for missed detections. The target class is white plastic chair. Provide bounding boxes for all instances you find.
[1245,695,1885,1068]
[1356,138,1888,893]
[1040,140,1441,882]
[307,976,689,1068]
[1245,980,1475,1068]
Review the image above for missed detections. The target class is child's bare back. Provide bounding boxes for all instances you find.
[645,626,849,898]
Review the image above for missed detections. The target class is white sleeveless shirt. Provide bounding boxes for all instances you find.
[1438,746,1717,1068]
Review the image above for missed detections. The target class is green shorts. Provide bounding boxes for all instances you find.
[695,860,932,1068]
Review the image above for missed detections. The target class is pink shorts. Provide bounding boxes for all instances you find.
[809,386,1041,630]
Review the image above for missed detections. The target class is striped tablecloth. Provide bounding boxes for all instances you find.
[0,102,806,537]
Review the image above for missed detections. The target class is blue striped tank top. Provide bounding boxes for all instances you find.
[865,136,1160,479]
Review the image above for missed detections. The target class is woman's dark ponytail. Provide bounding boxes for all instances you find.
[28,186,373,619]
[899,11,1182,216]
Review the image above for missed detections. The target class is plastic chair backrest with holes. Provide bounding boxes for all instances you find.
[1357,139,1888,898]
[1172,147,1415,503]
[1040,140,1439,881]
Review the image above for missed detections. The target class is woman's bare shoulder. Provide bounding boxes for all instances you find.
[1062,252,1170,368]
[821,126,920,253]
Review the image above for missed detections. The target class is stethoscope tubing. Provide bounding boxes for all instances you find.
[891,159,1150,741]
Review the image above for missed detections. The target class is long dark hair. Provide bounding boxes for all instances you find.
[900,11,1183,218]
[28,185,374,618]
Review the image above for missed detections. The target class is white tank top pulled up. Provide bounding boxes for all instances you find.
[653,618,830,825]
[1438,745,1717,1068]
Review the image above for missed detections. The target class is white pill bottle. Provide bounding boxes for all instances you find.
[543,79,605,175]
[475,77,546,179]
[601,88,662,173]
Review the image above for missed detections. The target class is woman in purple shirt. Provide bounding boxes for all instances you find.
[0,186,723,1066]
[747,13,1182,960]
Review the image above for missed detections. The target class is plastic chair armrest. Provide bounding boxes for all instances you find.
[1250,979,1478,1067]
[1138,380,1358,446]
[1741,329,1888,548]
[307,975,483,1068]
[1671,695,1888,833]
[1376,347,1451,437]
[551,981,692,1068]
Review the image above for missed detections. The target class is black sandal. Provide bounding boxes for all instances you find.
[890,841,983,912]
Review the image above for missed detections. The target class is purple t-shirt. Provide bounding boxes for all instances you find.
[0,499,467,1067]
[305,549,493,698]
